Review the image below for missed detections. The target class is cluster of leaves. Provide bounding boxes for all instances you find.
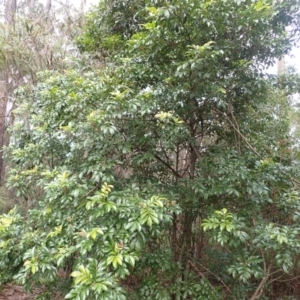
[2,175,178,299]
[2,0,300,299]
[3,69,180,299]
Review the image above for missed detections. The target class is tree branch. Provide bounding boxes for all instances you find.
[214,107,260,156]
[249,253,271,300]
[154,153,182,178]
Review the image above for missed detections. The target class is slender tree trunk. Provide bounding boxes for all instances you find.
[45,0,51,15]
[277,0,285,76]
[81,0,87,13]
[0,80,7,183]
[5,0,16,26]
[29,0,34,9]
[0,0,17,184]
[278,57,285,75]
[28,0,35,17]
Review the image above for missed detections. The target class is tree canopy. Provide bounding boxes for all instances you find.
[1,0,300,299]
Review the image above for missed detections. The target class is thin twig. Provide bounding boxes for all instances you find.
[214,107,260,156]
[249,252,271,300]
[154,153,182,178]
[190,260,238,300]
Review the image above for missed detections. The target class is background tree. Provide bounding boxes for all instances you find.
[1,0,300,299]
[0,0,84,197]
[0,0,17,186]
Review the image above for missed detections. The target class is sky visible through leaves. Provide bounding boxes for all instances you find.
[0,0,299,72]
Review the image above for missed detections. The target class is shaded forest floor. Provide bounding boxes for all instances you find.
[0,284,64,300]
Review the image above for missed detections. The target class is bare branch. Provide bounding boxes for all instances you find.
[190,260,238,300]
[249,253,271,300]
[214,107,260,156]
[154,153,182,178]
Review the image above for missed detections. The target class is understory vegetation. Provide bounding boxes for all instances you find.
[1,0,300,299]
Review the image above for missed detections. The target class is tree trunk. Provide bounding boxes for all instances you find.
[277,0,285,76]
[278,57,285,75]
[5,0,16,26]
[0,0,17,184]
[28,0,35,17]
[0,80,7,183]
[45,0,51,15]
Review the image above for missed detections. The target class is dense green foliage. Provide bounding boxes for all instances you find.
[1,0,300,299]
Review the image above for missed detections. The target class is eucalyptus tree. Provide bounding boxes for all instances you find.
[0,0,17,185]
[1,0,300,299]
[0,0,84,186]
